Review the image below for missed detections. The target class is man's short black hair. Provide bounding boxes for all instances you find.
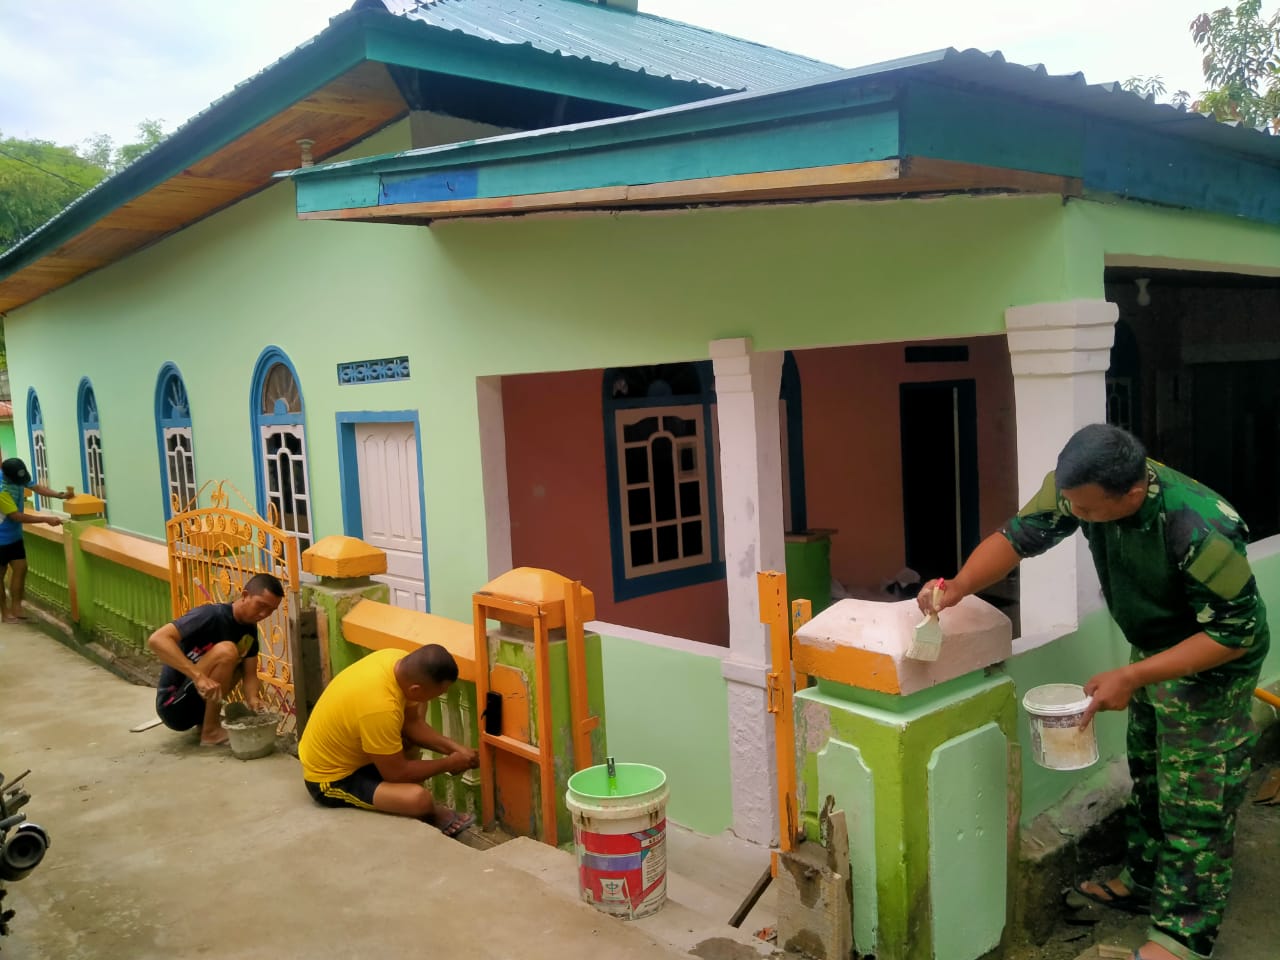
[244,572,285,598]
[400,643,459,686]
[1055,424,1148,496]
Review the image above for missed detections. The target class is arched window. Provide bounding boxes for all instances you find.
[26,388,49,509]
[77,378,107,502]
[155,364,197,519]
[250,347,312,550]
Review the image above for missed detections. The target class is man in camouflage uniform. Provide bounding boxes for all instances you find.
[922,423,1268,960]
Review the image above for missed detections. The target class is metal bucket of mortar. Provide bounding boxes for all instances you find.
[220,702,279,761]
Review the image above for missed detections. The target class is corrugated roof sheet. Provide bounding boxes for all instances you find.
[398,0,836,91]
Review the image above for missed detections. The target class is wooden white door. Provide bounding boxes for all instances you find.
[355,422,426,611]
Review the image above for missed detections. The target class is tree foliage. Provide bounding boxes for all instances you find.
[1191,0,1280,128]
[0,136,105,251]
[0,119,166,253]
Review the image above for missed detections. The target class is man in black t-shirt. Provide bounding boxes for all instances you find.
[148,573,285,746]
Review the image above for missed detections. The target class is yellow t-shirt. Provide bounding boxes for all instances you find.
[299,648,407,783]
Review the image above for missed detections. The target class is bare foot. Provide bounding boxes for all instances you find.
[200,730,230,747]
[1134,942,1179,960]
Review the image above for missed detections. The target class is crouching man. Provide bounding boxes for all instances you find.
[147,573,285,745]
[298,645,478,837]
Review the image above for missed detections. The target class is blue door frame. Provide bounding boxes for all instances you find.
[335,410,431,611]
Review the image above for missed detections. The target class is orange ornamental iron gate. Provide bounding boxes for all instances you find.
[165,482,303,737]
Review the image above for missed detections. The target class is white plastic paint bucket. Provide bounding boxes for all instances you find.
[1022,683,1098,771]
[565,763,669,920]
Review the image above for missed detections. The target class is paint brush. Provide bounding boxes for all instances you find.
[907,580,945,661]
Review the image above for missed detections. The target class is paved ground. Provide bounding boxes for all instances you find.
[1011,778,1280,960]
[0,625,700,960]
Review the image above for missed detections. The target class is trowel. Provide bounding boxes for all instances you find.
[907,580,945,661]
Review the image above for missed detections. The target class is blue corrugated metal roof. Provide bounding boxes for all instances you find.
[395,0,837,91]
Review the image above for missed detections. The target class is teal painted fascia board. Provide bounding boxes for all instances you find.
[0,15,371,284]
[1084,117,1280,224]
[291,80,899,182]
[901,79,1084,177]
[293,88,901,213]
[901,77,1280,225]
[360,11,723,111]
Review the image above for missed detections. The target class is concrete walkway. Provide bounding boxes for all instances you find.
[0,625,714,960]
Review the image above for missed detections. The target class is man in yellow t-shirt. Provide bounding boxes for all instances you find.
[299,643,478,836]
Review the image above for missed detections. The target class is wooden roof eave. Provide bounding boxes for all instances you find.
[295,156,1082,224]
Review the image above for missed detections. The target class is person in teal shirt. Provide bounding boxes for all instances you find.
[922,424,1267,960]
[0,458,71,623]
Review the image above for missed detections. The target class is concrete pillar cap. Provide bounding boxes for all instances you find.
[302,535,387,578]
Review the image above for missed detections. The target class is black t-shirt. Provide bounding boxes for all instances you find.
[157,603,261,696]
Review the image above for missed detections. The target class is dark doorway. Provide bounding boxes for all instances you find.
[900,380,980,584]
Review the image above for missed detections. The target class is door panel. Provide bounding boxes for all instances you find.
[355,422,426,611]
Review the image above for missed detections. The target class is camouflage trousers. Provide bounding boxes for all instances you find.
[1123,669,1259,959]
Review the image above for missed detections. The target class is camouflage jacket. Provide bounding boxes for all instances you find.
[1003,460,1268,678]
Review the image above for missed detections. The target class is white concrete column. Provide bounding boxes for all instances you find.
[475,376,513,579]
[1005,299,1118,639]
[711,337,786,845]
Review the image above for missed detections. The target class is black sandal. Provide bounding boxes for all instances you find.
[1066,879,1151,915]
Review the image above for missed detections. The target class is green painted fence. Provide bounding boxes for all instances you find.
[79,553,172,653]
[23,532,71,616]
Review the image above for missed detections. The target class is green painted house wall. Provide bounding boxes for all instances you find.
[0,419,15,462]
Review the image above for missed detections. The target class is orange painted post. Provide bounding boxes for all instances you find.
[791,599,813,691]
[564,581,598,771]
[533,612,558,847]
[759,570,799,853]
[472,598,496,831]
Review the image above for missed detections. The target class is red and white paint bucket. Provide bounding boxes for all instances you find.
[565,762,669,920]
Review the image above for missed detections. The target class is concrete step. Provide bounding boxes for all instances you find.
[484,825,780,958]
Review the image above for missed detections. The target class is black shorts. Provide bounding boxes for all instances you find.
[305,764,383,811]
[0,540,26,565]
[156,679,205,731]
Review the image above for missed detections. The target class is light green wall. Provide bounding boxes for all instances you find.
[0,419,15,461]
[599,635,732,835]
[6,189,1089,620]
[1063,196,1280,294]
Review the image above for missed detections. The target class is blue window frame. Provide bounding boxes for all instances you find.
[603,361,724,601]
[26,388,49,509]
[76,378,106,502]
[602,353,806,603]
[155,363,198,519]
[250,347,313,550]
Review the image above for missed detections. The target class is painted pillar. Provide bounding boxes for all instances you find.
[1005,299,1117,638]
[299,536,391,680]
[711,337,786,845]
[476,375,513,580]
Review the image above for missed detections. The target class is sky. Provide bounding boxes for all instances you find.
[0,0,1215,150]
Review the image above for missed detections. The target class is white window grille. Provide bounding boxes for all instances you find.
[261,424,312,551]
[83,430,106,501]
[32,429,48,508]
[615,405,712,577]
[164,427,197,514]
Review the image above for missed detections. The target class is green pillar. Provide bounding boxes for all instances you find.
[796,673,1019,960]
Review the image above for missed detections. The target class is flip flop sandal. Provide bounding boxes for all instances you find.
[441,812,476,838]
[1067,880,1150,915]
